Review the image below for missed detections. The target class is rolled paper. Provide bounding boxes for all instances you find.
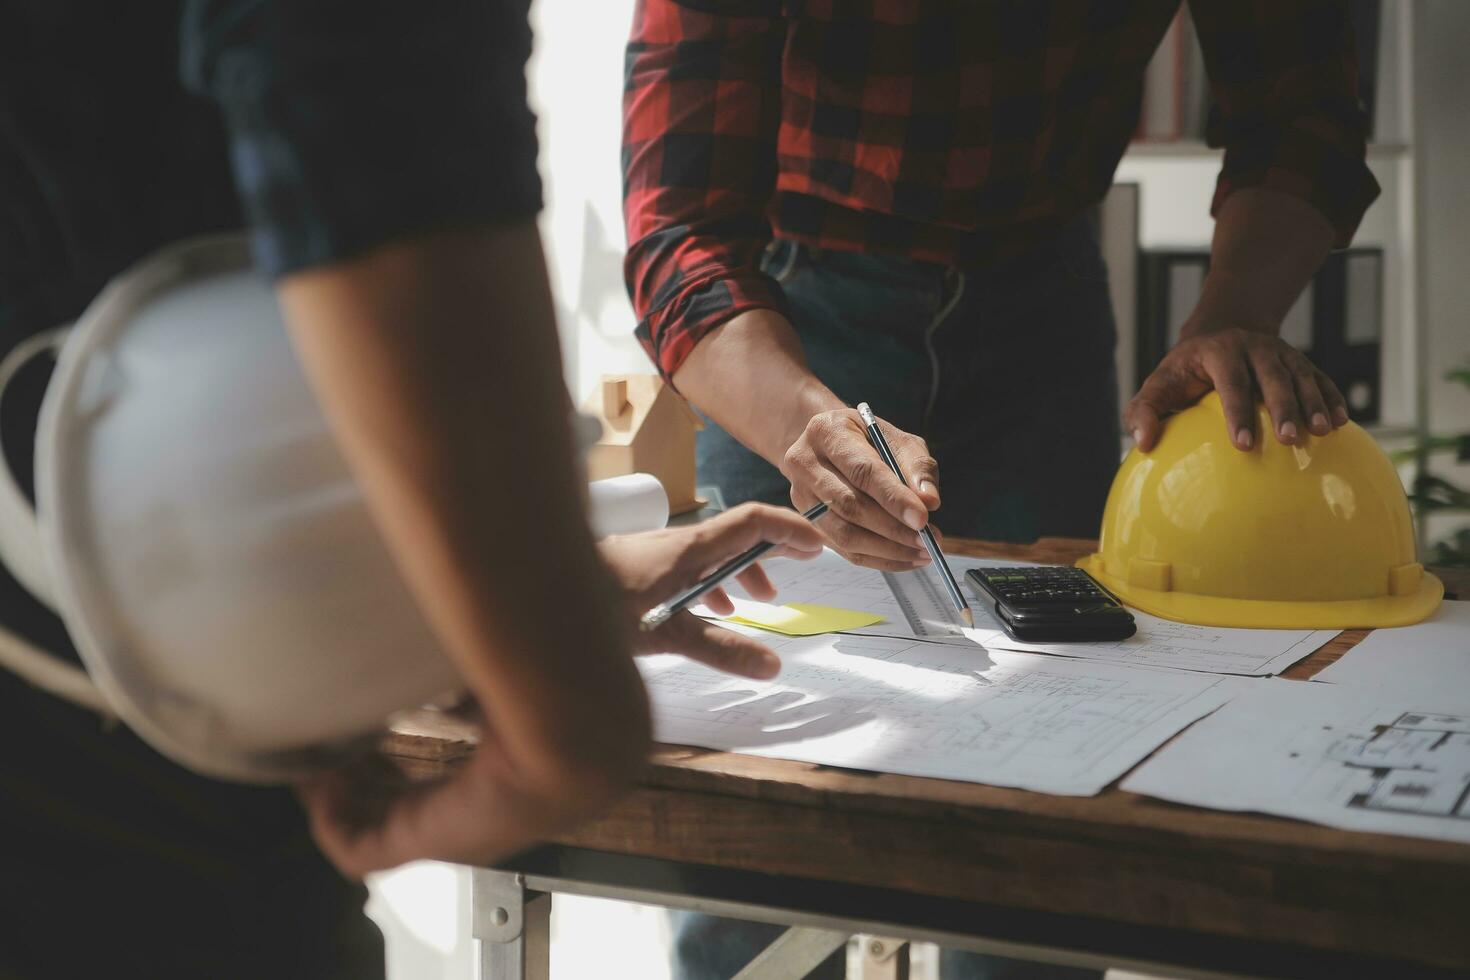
[587,473,670,537]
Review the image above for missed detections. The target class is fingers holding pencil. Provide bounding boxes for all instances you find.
[636,502,829,632]
[856,403,972,626]
[601,503,827,670]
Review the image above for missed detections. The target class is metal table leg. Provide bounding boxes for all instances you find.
[732,927,850,980]
[856,937,911,980]
[473,869,551,980]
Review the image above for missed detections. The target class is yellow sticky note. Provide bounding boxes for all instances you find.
[725,601,885,636]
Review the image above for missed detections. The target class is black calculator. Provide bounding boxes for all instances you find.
[965,566,1136,642]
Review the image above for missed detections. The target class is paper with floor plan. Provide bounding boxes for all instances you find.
[640,628,1237,796]
[1122,679,1470,843]
[712,550,1336,676]
[1310,600,1470,699]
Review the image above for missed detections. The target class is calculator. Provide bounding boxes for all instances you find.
[964,566,1137,642]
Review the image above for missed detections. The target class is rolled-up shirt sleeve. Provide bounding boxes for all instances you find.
[623,0,787,383]
[181,0,542,278]
[1192,0,1380,247]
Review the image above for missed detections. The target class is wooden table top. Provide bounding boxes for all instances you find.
[385,538,1470,972]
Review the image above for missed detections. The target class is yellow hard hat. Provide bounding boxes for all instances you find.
[1078,392,1442,629]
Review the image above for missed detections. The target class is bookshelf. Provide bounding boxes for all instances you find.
[1112,1,1427,460]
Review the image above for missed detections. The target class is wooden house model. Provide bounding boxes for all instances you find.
[583,374,705,515]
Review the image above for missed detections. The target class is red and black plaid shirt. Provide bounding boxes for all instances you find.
[623,1,1379,382]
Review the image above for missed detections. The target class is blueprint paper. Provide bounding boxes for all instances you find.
[1311,600,1470,699]
[1122,679,1470,844]
[640,628,1236,796]
[715,550,1336,677]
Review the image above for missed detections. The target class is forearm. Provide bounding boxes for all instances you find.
[279,224,649,801]
[1128,187,1350,451]
[1189,187,1336,339]
[673,308,845,465]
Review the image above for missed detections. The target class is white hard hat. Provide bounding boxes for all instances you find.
[0,235,669,783]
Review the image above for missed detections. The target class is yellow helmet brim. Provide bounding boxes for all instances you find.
[1079,552,1444,629]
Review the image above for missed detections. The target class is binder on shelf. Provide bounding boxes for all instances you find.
[1315,249,1384,423]
[1278,288,1314,352]
[1098,183,1140,420]
[1137,249,1209,387]
[1135,247,1384,425]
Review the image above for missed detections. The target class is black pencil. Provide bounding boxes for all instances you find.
[638,501,830,631]
[856,402,973,627]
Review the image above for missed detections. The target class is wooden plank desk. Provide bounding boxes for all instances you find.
[386,538,1470,979]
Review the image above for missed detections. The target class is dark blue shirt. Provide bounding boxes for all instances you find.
[0,2,533,939]
[0,0,542,657]
[1,0,542,351]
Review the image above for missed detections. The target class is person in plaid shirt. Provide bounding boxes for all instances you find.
[625,2,1376,976]
[625,0,1376,574]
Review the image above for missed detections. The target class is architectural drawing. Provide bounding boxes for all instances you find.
[1123,681,1470,844]
[1331,712,1470,821]
[640,629,1234,796]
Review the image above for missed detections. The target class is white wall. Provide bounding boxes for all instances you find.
[1421,1,1470,431]
[1418,0,1470,547]
[530,0,647,405]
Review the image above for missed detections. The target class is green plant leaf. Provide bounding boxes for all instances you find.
[1389,435,1466,463]
[1429,527,1470,568]
[1410,475,1470,512]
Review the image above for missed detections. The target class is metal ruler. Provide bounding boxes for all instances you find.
[881,566,971,640]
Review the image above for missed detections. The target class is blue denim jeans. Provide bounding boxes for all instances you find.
[696,216,1120,542]
[673,218,1117,980]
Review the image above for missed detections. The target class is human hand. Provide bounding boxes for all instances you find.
[780,409,939,571]
[599,503,825,678]
[298,731,609,879]
[1126,326,1349,452]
